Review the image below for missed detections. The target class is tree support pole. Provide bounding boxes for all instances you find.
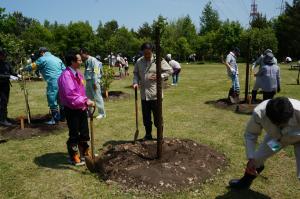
[155,26,163,159]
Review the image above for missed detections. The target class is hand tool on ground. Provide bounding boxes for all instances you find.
[85,105,97,173]
[133,87,139,144]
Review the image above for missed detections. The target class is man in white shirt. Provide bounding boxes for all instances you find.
[229,97,300,189]
[165,54,181,86]
[224,47,240,103]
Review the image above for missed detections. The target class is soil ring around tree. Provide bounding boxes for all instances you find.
[205,98,263,115]
[24,77,44,82]
[103,91,130,101]
[0,114,66,141]
[92,138,227,194]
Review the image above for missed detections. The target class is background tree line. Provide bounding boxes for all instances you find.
[0,0,299,66]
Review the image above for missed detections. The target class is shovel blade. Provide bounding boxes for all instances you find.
[85,156,97,173]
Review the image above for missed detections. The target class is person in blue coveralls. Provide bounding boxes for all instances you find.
[21,47,66,125]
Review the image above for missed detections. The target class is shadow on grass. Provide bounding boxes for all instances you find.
[205,99,256,116]
[215,189,271,199]
[34,152,87,173]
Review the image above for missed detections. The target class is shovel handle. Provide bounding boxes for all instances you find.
[88,105,96,119]
[135,87,138,101]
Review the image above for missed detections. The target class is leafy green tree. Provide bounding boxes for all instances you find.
[97,20,119,42]
[137,22,152,39]
[250,14,272,29]
[240,28,278,59]
[105,27,142,58]
[200,1,221,35]
[274,0,300,58]
[215,20,243,56]
[0,32,26,67]
[20,21,53,54]
[66,21,94,52]
[175,37,192,61]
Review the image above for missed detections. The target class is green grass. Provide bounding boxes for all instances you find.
[1,63,300,199]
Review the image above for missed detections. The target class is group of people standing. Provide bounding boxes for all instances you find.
[3,43,299,190]
[225,47,281,103]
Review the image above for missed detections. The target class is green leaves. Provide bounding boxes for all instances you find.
[100,66,115,92]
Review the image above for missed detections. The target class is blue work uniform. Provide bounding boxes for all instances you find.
[25,52,65,110]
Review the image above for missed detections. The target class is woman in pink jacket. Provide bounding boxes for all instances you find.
[58,50,94,166]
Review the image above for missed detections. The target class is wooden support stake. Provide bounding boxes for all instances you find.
[155,26,163,159]
[244,37,251,103]
[20,116,25,130]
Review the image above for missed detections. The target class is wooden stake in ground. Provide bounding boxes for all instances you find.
[20,116,25,130]
[155,26,163,159]
[244,37,251,104]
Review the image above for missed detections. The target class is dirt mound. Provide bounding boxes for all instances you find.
[0,114,66,140]
[104,91,130,101]
[206,98,262,115]
[93,138,227,193]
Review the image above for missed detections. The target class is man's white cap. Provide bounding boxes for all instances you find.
[166,54,172,60]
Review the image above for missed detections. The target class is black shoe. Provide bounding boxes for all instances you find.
[229,173,257,189]
[143,135,153,141]
[0,120,12,127]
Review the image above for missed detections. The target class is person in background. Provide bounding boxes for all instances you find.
[21,47,65,125]
[133,42,173,140]
[285,56,292,64]
[165,54,181,86]
[229,97,300,189]
[124,57,129,76]
[224,47,240,104]
[251,49,278,103]
[0,47,21,126]
[80,48,106,120]
[254,52,280,100]
[58,50,95,166]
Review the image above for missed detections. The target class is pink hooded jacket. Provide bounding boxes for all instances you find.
[58,67,88,110]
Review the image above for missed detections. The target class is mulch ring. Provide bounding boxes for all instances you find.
[0,114,66,141]
[93,138,227,193]
[24,77,44,81]
[205,98,263,115]
[103,91,130,101]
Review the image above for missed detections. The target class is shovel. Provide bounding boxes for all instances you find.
[133,87,139,143]
[85,105,97,173]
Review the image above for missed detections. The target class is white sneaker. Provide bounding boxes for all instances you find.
[96,114,106,120]
[44,118,56,125]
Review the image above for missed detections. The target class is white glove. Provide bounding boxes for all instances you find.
[10,75,18,81]
[17,74,22,79]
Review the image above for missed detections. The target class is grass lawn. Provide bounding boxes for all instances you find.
[1,63,299,199]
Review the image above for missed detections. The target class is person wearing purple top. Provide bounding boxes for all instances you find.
[58,50,95,166]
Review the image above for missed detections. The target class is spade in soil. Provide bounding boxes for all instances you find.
[133,87,139,143]
[85,105,98,173]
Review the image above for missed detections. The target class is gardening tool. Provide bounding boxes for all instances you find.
[247,69,253,104]
[85,105,97,173]
[133,87,139,144]
[297,66,300,85]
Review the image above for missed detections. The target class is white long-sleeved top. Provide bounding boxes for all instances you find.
[245,99,300,159]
